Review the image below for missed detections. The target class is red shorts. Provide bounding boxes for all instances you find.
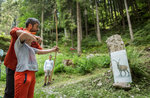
[15,71,36,98]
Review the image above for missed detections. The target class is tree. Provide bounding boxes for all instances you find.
[124,0,134,41]
[77,1,82,55]
[95,0,101,43]
[0,0,19,34]
[84,8,88,38]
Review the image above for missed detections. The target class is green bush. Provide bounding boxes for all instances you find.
[0,63,6,81]
[127,47,150,80]
[64,66,76,74]
[72,54,110,75]
[54,64,65,73]
[0,34,11,51]
[133,20,150,45]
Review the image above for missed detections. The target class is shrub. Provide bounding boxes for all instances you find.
[0,63,6,81]
[133,20,150,45]
[127,47,150,80]
[0,34,11,51]
[54,64,65,73]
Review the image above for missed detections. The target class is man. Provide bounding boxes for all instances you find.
[4,18,42,98]
[14,29,58,98]
[43,55,54,86]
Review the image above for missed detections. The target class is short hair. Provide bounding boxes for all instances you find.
[25,18,40,28]
[49,55,52,57]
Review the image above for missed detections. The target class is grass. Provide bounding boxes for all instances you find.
[34,67,150,98]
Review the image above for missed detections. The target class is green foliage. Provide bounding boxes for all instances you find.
[0,34,10,51]
[133,20,150,45]
[82,36,109,53]
[18,1,40,28]
[54,64,65,73]
[64,66,76,74]
[72,54,110,75]
[127,46,150,80]
[0,0,19,34]
[34,52,110,76]
[0,63,6,81]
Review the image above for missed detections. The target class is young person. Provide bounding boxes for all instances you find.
[14,32,58,98]
[4,18,42,98]
[43,55,54,86]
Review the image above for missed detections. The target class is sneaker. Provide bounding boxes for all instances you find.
[47,82,50,85]
[43,83,46,87]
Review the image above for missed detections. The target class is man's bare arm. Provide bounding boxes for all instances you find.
[16,30,25,37]
[16,30,42,44]
[35,36,42,44]
[19,33,37,46]
[37,47,58,54]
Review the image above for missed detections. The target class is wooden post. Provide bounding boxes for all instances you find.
[55,9,58,46]
[49,9,58,83]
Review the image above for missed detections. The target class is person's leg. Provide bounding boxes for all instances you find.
[47,71,52,85]
[43,71,47,86]
[4,68,15,98]
[27,71,36,98]
[14,71,32,98]
[48,71,52,83]
[47,75,51,85]
[44,76,47,84]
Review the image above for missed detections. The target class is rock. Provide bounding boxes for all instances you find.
[97,81,102,87]
[113,82,131,89]
[86,54,94,59]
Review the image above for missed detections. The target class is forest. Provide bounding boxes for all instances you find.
[0,0,150,97]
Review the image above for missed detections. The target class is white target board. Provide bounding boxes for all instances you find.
[111,50,132,83]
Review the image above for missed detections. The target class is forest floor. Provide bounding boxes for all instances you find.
[1,49,150,98]
[34,68,150,98]
[0,63,150,98]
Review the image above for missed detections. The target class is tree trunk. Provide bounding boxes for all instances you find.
[64,28,68,39]
[84,8,88,38]
[110,0,114,22]
[101,10,105,29]
[95,0,101,43]
[149,1,150,15]
[71,30,74,48]
[104,0,108,25]
[118,0,125,30]
[92,6,97,35]
[124,0,134,41]
[79,8,82,41]
[131,0,139,22]
[41,4,44,48]
[148,1,150,14]
[112,0,117,21]
[77,2,82,55]
[112,0,117,27]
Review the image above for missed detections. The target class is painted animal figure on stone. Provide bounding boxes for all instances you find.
[113,59,130,77]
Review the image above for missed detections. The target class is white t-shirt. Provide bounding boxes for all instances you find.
[14,37,38,72]
[44,59,54,71]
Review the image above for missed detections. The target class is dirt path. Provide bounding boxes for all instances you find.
[40,69,109,96]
